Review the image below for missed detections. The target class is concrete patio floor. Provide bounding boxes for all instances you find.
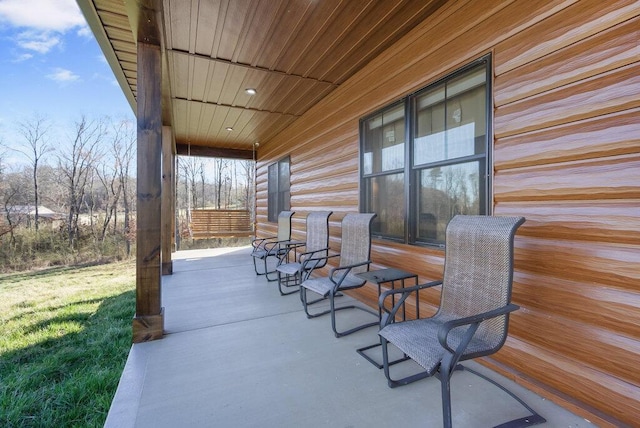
[104,246,595,428]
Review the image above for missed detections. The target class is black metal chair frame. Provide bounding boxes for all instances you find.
[378,215,545,428]
[299,213,379,338]
[251,211,294,282]
[275,211,333,296]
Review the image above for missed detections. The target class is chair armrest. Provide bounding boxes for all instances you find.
[299,247,330,263]
[379,280,443,327]
[276,241,307,264]
[300,252,340,281]
[263,239,294,254]
[437,303,520,354]
[329,260,372,288]
[251,236,277,249]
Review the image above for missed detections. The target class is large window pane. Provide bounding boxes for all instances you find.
[363,104,405,175]
[414,70,486,166]
[416,161,484,243]
[363,173,405,239]
[268,157,290,222]
[359,57,490,247]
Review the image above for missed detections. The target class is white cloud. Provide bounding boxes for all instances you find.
[0,0,85,32]
[17,30,61,54]
[12,52,34,62]
[0,0,88,55]
[46,67,80,83]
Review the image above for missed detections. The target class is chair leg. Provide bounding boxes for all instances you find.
[263,257,278,282]
[300,286,332,319]
[459,365,547,428]
[277,271,300,296]
[381,337,431,388]
[439,356,455,428]
[329,291,378,338]
[252,256,264,276]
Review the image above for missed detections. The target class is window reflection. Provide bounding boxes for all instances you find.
[417,161,484,242]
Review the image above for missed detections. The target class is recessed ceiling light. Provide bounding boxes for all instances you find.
[225,127,233,131]
[245,88,257,95]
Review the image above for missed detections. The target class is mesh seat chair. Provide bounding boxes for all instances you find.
[379,215,545,428]
[251,211,294,281]
[275,211,333,296]
[300,212,378,338]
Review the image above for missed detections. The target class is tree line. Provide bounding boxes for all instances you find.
[0,114,255,271]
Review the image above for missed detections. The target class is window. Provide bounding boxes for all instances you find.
[360,57,491,247]
[268,156,290,222]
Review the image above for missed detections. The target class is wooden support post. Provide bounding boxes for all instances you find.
[161,126,174,275]
[133,40,164,343]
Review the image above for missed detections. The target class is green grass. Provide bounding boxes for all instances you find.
[0,261,136,428]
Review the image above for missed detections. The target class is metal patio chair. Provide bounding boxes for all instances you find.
[251,211,294,281]
[275,211,333,296]
[378,215,545,428]
[300,212,378,338]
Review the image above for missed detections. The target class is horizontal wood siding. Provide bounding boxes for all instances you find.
[255,0,640,425]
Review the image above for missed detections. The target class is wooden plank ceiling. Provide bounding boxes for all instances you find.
[84,0,446,156]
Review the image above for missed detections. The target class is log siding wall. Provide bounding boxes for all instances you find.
[254,0,640,425]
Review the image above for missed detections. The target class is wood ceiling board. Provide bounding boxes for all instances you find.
[207,102,232,141]
[172,98,190,141]
[231,108,259,139]
[196,102,217,140]
[252,112,298,143]
[244,73,287,111]
[287,81,336,116]
[272,77,318,116]
[105,26,136,43]
[317,0,446,83]
[305,0,404,81]
[287,0,376,78]
[121,61,137,72]
[165,0,193,51]
[99,10,131,30]
[203,60,231,104]
[169,51,191,99]
[193,0,223,56]
[231,0,287,65]
[116,51,137,64]
[236,68,271,110]
[251,0,315,69]
[186,101,204,143]
[274,0,347,75]
[112,39,137,54]
[215,0,255,61]
[190,55,218,102]
[94,0,127,15]
[217,65,250,106]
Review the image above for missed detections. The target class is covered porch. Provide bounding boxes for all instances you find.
[105,247,593,427]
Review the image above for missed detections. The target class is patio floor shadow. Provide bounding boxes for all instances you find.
[105,247,595,428]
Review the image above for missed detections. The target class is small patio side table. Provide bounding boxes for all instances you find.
[355,268,419,369]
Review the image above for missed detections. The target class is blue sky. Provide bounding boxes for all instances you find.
[0,0,134,161]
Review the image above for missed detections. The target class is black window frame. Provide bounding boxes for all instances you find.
[267,156,291,223]
[359,55,492,248]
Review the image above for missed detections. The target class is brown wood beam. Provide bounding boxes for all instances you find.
[133,39,164,343]
[176,143,254,160]
[161,126,174,275]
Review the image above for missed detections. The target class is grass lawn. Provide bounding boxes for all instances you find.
[0,261,136,428]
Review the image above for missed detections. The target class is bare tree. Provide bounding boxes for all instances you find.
[58,116,106,248]
[239,159,255,215]
[214,158,229,209]
[0,167,30,245]
[11,115,53,231]
[112,119,136,256]
[199,161,206,209]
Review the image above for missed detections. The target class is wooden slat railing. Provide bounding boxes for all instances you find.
[189,209,252,239]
